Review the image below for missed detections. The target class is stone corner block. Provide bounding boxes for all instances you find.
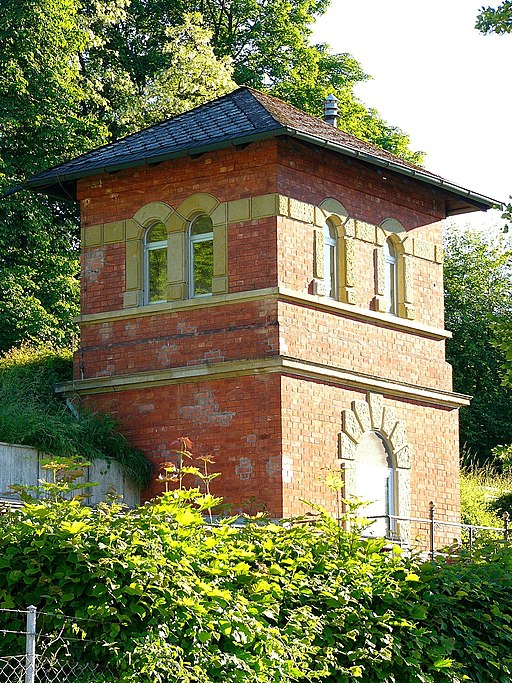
[228,198,251,223]
[103,220,125,244]
[251,194,278,219]
[289,198,314,224]
[83,224,103,247]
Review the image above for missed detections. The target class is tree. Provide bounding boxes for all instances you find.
[444,225,512,463]
[0,0,422,355]
[0,0,113,353]
[87,0,423,160]
[476,1,512,34]
[0,1,234,354]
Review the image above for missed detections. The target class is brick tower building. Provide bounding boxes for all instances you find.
[28,88,494,536]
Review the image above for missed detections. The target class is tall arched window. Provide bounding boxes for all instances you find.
[189,214,213,297]
[144,222,168,303]
[355,431,397,538]
[384,238,398,315]
[324,219,338,299]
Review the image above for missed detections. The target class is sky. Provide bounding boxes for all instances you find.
[311,0,512,231]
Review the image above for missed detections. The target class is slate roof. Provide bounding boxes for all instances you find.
[25,87,497,215]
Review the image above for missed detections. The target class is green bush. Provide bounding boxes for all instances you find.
[0,346,151,485]
[1,490,512,682]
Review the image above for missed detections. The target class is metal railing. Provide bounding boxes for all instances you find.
[0,607,115,683]
[366,501,510,560]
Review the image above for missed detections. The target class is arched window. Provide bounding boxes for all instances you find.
[355,431,397,538]
[384,238,398,315]
[324,219,338,299]
[189,214,213,297]
[144,222,167,303]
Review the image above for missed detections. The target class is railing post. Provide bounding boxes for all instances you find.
[504,511,510,543]
[25,605,36,683]
[469,525,474,552]
[429,501,435,561]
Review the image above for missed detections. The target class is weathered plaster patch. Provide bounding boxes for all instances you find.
[235,457,254,481]
[83,247,106,283]
[266,456,281,479]
[179,390,235,427]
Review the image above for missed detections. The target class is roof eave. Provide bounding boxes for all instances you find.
[26,125,500,214]
[282,128,499,215]
[26,127,289,198]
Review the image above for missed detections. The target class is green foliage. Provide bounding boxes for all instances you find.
[444,225,512,463]
[0,1,233,354]
[95,0,422,160]
[1,488,512,681]
[476,1,512,34]
[0,346,151,485]
[460,466,512,528]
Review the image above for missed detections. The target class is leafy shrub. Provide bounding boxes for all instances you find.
[1,490,512,682]
[0,346,151,485]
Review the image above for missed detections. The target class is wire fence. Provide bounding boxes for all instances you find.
[0,606,116,683]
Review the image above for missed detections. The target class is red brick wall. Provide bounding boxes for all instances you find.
[276,138,447,228]
[77,140,279,227]
[75,136,461,531]
[87,374,283,514]
[278,301,452,391]
[76,299,279,380]
[280,375,460,540]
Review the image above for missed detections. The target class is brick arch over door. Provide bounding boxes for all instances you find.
[338,392,412,542]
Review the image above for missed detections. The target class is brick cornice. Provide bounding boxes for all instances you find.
[56,355,470,408]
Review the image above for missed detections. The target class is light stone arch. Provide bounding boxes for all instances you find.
[123,194,228,307]
[379,217,406,235]
[313,199,356,304]
[338,392,411,543]
[132,201,174,235]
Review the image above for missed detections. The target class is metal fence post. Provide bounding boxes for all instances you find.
[429,501,435,561]
[504,511,510,543]
[25,605,36,683]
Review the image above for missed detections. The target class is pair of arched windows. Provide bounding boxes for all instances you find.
[143,214,214,304]
[323,220,400,316]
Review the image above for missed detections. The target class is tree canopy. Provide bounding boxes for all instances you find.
[476,1,512,34]
[444,225,512,463]
[0,0,423,355]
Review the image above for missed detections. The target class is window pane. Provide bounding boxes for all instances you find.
[147,221,167,243]
[148,246,167,302]
[329,244,336,297]
[191,215,213,236]
[192,239,213,296]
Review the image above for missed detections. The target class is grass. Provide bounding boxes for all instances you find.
[460,464,512,529]
[0,346,152,486]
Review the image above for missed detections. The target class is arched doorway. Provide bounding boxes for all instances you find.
[338,392,411,544]
[354,431,396,537]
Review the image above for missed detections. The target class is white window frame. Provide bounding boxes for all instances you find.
[188,215,214,299]
[143,224,167,305]
[324,220,338,300]
[384,238,398,315]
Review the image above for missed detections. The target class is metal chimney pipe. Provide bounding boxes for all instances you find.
[323,94,339,127]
